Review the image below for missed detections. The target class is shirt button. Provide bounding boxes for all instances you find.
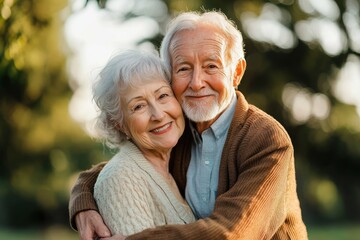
[204,161,210,165]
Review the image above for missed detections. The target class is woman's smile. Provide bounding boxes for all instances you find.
[151,122,172,134]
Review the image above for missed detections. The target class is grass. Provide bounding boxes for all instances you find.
[308,223,360,240]
[1,223,360,239]
[0,225,78,240]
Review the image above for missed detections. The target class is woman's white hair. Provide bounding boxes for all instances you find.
[160,10,245,75]
[92,49,170,149]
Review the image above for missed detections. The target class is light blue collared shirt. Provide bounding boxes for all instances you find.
[185,94,237,219]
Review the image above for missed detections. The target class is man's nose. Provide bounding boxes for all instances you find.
[189,67,205,91]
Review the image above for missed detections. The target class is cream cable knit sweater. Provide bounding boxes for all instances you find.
[94,141,195,236]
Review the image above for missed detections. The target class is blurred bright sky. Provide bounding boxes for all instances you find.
[63,0,360,134]
[63,0,166,135]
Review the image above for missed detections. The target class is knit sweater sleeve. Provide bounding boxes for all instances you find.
[94,164,159,236]
[212,117,296,239]
[68,161,106,230]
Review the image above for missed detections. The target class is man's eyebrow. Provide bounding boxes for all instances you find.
[206,54,221,61]
[172,54,187,64]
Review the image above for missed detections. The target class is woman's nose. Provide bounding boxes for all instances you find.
[150,104,165,121]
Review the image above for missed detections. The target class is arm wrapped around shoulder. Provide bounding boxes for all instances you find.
[69,161,107,230]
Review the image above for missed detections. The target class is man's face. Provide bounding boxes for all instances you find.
[169,25,235,129]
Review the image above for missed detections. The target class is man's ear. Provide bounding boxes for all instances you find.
[233,58,247,87]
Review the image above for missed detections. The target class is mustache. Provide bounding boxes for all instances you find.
[183,89,218,97]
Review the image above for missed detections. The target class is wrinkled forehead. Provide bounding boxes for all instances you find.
[171,24,226,46]
[169,27,228,62]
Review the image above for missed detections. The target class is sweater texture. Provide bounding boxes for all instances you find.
[69,91,308,239]
[94,141,195,236]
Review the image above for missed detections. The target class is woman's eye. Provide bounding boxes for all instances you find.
[159,93,168,99]
[133,104,144,111]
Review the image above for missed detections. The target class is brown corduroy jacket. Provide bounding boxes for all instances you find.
[69,91,308,239]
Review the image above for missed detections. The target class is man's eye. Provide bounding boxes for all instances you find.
[178,67,189,72]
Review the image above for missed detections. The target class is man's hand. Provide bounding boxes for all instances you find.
[100,235,126,240]
[76,210,111,240]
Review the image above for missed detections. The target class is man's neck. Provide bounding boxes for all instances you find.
[194,117,219,134]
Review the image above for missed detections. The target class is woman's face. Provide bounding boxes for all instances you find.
[121,79,185,154]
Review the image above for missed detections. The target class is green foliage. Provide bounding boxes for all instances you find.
[0,0,105,228]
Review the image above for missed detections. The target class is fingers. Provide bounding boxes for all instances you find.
[100,234,126,240]
[76,210,111,240]
[77,211,94,240]
[94,220,111,238]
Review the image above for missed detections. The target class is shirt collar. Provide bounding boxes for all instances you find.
[210,93,236,139]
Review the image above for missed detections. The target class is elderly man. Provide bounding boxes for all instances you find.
[69,10,308,240]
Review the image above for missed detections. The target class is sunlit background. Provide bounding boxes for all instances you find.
[1,0,360,239]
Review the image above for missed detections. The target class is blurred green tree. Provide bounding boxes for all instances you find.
[0,0,105,228]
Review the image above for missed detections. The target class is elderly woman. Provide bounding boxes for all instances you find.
[92,50,195,236]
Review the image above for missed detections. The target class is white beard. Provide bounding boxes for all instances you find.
[182,99,221,122]
[180,88,232,122]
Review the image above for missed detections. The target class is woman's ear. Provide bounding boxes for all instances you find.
[114,121,125,133]
[233,59,247,87]
[116,122,131,139]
